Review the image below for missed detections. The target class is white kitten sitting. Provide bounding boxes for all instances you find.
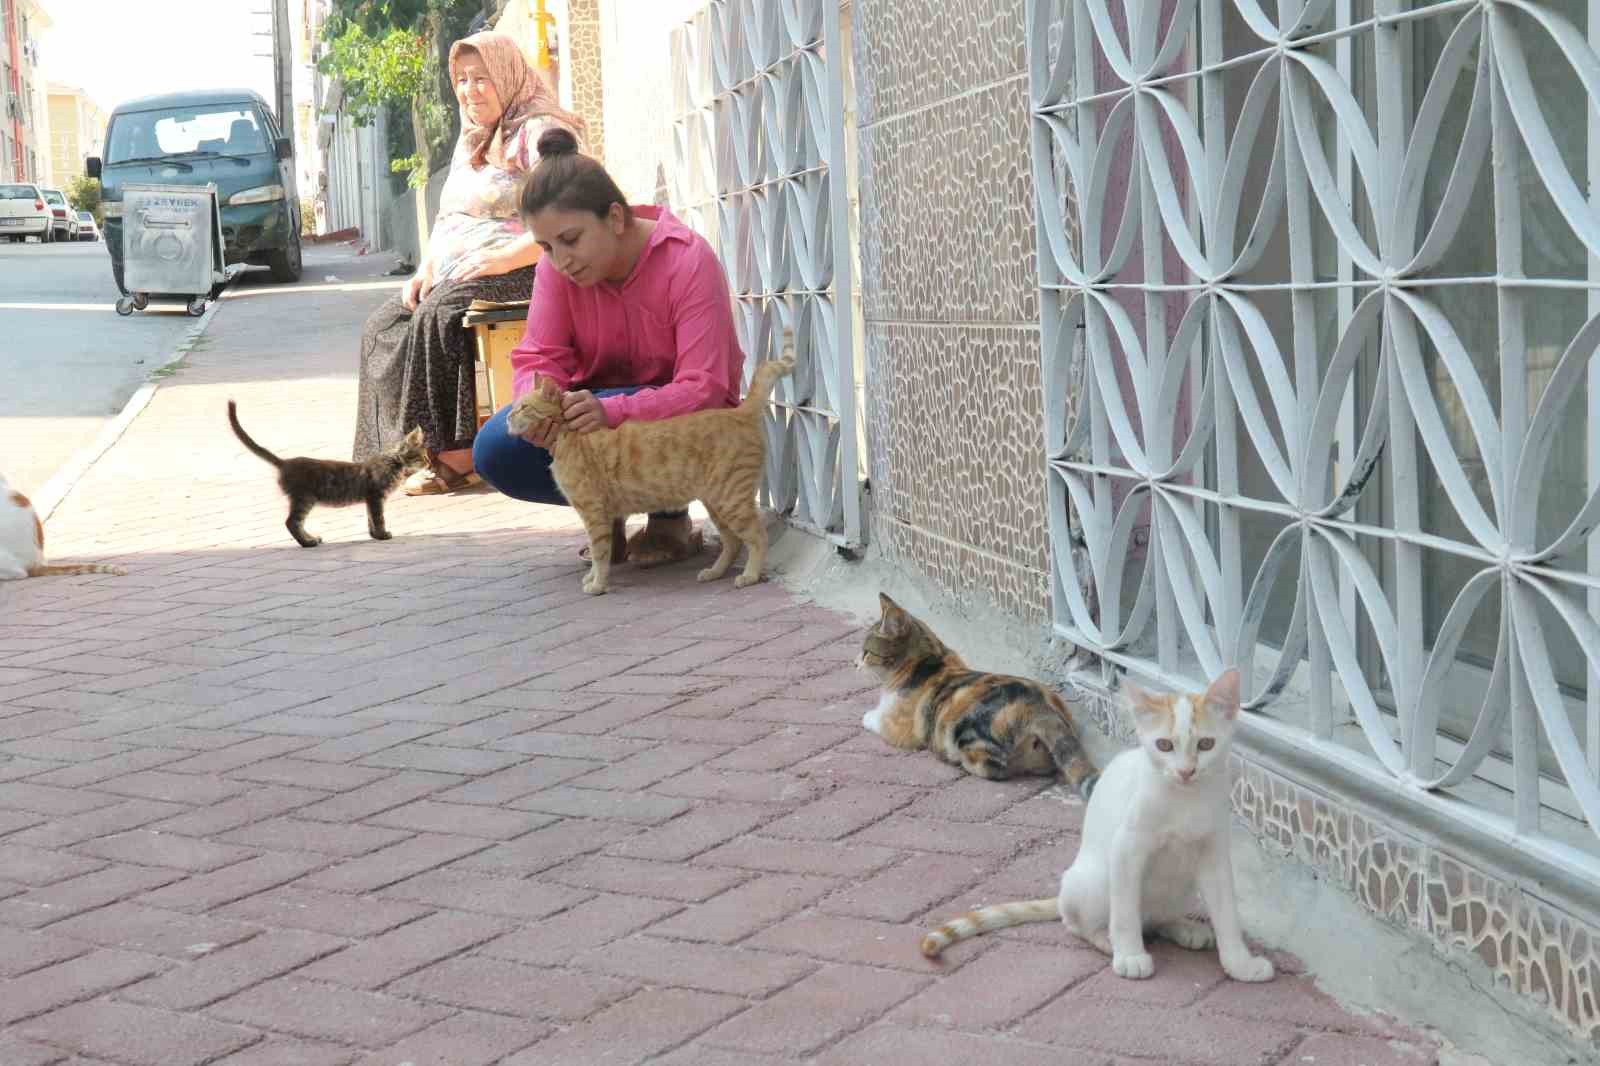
[1058,667,1272,980]
[0,472,125,580]
[920,668,1274,983]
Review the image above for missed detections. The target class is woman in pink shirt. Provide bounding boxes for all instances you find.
[473,126,744,565]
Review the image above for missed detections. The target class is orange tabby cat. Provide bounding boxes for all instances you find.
[506,335,794,596]
[0,472,125,580]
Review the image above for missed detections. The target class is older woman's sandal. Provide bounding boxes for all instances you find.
[404,467,482,495]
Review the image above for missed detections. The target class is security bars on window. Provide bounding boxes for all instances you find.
[1028,0,1600,884]
[669,0,862,548]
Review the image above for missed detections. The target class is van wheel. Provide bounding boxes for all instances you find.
[268,230,302,283]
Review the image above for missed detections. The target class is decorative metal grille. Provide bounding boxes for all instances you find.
[1028,0,1600,883]
[669,0,863,548]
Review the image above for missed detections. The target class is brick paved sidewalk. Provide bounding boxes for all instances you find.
[0,251,1443,1065]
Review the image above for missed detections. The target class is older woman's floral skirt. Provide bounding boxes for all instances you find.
[351,265,535,461]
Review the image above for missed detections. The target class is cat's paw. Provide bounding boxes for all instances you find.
[1111,951,1155,979]
[369,530,393,541]
[1161,918,1215,951]
[581,576,608,596]
[1222,953,1275,983]
[296,536,322,548]
[861,705,885,734]
[696,567,720,583]
[733,573,762,588]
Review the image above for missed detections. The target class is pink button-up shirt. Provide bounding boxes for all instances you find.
[509,205,744,427]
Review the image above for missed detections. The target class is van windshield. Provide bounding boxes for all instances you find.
[105,105,269,164]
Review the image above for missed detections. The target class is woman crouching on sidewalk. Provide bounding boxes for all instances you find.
[472,126,745,565]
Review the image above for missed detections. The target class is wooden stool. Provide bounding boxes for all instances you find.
[463,303,530,426]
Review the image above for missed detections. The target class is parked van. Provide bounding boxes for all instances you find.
[88,88,302,291]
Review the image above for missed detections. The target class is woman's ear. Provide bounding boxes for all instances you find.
[608,201,628,235]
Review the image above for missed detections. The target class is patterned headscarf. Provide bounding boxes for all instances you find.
[448,30,586,171]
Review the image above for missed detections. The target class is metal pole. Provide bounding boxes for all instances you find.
[272,0,293,144]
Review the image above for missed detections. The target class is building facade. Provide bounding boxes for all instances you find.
[45,83,104,190]
[1,0,50,184]
[584,0,1600,1053]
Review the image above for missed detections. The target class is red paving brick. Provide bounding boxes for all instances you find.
[352,1010,550,1066]
[207,977,452,1046]
[500,987,747,1066]
[0,276,1449,1066]
[699,963,929,1055]
[16,998,259,1065]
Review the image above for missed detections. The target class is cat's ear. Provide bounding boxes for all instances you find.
[878,594,908,637]
[403,427,424,448]
[1205,667,1241,720]
[1122,677,1167,728]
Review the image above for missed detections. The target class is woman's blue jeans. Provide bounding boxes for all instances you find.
[472,386,684,518]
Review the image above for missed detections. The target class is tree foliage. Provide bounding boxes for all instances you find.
[64,176,102,224]
[319,0,490,181]
[316,23,427,127]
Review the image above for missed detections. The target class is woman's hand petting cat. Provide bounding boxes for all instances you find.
[402,260,436,310]
[562,390,606,434]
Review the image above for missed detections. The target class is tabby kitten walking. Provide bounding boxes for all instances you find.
[858,593,1098,797]
[506,340,794,596]
[228,401,427,548]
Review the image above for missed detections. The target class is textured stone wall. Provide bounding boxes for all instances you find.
[854,0,1051,624]
[564,0,605,162]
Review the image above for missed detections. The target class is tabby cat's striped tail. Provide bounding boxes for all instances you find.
[28,563,127,577]
[738,329,796,416]
[920,898,1059,958]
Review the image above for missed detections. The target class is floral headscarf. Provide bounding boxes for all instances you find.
[448,30,586,171]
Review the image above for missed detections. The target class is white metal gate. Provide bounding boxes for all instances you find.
[1028,0,1600,890]
[670,0,862,548]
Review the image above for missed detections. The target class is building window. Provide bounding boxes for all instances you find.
[1031,1,1600,883]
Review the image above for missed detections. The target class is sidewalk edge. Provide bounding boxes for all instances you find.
[35,299,224,522]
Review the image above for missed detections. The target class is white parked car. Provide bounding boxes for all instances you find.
[76,211,98,241]
[0,183,52,242]
[40,189,78,242]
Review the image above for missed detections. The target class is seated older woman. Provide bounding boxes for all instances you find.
[352,30,584,494]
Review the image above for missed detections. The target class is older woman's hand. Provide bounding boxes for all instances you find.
[402,260,436,310]
[452,247,513,282]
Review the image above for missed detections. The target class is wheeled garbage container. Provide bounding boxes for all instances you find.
[116,182,226,317]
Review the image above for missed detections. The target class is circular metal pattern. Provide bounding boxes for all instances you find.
[672,0,861,543]
[1028,0,1600,861]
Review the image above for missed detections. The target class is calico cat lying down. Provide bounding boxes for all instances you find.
[857,593,1099,797]
[920,668,1276,985]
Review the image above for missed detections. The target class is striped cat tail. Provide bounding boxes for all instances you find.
[27,562,127,577]
[920,898,1059,958]
[1037,710,1100,800]
[738,329,796,415]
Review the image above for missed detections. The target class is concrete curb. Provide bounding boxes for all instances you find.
[34,297,224,522]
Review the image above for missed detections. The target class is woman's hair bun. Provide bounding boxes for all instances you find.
[536,126,580,160]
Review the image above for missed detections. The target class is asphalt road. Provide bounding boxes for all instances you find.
[0,237,326,497]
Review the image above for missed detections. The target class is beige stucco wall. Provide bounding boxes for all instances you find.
[595,0,704,204]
